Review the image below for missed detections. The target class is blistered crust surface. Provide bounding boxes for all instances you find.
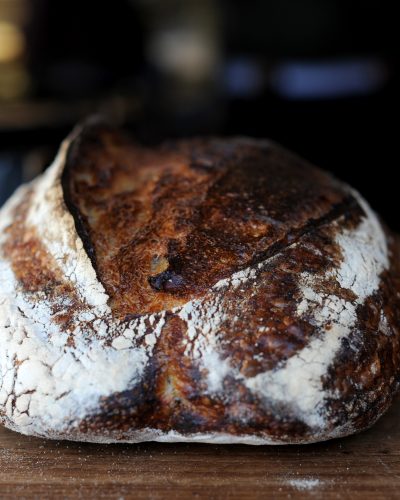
[0,123,399,444]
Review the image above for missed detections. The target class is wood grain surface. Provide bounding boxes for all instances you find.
[1,396,400,499]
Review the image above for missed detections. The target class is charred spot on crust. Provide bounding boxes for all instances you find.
[148,269,186,293]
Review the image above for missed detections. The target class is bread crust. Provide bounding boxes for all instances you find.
[0,120,399,444]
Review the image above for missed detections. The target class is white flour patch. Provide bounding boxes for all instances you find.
[202,347,232,393]
[287,477,323,491]
[177,293,230,392]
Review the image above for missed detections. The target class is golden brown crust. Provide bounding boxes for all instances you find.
[62,123,354,319]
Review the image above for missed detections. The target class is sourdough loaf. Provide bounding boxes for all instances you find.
[0,120,399,444]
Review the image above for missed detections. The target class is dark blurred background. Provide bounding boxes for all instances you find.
[0,0,398,228]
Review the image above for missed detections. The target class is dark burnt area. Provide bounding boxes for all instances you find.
[148,268,186,292]
[61,121,362,318]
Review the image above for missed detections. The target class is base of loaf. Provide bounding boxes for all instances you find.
[1,417,369,445]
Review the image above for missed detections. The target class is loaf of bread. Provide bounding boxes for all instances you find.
[0,119,399,444]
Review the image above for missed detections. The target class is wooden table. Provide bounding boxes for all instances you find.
[1,397,399,499]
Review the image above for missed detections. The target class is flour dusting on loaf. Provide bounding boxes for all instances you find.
[1,120,399,444]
